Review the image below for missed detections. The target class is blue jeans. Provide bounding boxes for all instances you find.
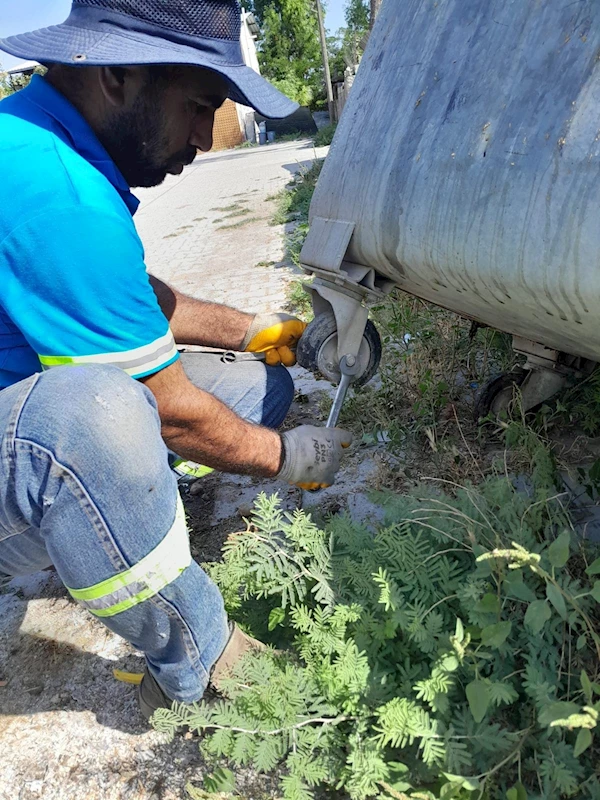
[0,354,293,702]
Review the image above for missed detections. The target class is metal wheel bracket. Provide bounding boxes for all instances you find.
[517,368,568,412]
[305,280,369,364]
[300,215,394,366]
[510,335,595,412]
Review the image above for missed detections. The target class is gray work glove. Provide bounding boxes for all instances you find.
[278,425,353,490]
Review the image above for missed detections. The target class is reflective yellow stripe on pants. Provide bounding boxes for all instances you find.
[66,495,191,617]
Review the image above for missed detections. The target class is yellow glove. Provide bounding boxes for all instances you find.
[242,313,307,366]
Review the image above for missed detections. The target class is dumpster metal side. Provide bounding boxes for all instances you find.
[299,0,600,411]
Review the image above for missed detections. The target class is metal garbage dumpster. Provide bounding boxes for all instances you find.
[297,0,600,415]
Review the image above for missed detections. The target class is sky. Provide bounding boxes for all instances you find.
[0,0,347,70]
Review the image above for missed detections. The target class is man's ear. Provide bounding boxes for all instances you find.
[98,66,144,108]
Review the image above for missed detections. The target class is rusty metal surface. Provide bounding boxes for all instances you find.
[308,0,600,360]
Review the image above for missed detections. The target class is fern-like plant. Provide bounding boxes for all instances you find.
[154,473,600,800]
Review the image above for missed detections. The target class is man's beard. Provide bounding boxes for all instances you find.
[98,88,197,188]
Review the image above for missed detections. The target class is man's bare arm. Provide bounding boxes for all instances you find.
[149,275,252,349]
[141,359,283,476]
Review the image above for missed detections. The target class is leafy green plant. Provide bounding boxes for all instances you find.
[558,369,600,436]
[314,124,338,147]
[154,475,600,800]
[575,459,600,501]
[204,767,236,794]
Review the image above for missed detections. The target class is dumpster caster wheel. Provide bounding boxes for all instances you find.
[475,369,528,419]
[297,312,382,386]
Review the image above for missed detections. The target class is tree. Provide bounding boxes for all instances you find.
[251,0,323,107]
[327,0,369,81]
[345,0,369,30]
[0,64,46,99]
[0,64,11,99]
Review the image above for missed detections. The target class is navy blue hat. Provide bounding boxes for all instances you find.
[0,0,298,119]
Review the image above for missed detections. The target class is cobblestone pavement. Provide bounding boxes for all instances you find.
[135,139,328,313]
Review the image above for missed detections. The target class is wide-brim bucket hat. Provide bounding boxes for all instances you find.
[0,0,298,119]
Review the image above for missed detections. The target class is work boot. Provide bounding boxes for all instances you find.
[138,623,266,721]
[210,622,267,691]
[138,666,173,722]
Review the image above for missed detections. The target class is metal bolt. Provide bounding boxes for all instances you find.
[345,355,356,367]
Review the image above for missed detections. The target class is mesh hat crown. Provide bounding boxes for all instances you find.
[76,0,242,41]
[0,0,298,118]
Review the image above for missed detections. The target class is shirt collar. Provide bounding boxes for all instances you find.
[21,75,140,216]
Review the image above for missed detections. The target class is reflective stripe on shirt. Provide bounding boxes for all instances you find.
[38,331,178,378]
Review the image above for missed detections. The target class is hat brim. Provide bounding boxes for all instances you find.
[0,23,299,119]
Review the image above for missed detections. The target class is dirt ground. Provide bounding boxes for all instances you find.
[0,140,390,800]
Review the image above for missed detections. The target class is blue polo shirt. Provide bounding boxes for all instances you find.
[0,75,179,390]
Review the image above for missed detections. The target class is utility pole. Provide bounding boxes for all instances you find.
[315,0,335,123]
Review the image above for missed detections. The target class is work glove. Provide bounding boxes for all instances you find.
[242,313,307,366]
[278,425,352,490]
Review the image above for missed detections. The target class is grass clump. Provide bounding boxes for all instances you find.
[276,130,306,143]
[221,207,252,220]
[234,139,259,149]
[554,370,600,436]
[272,160,324,266]
[335,292,517,484]
[217,216,260,231]
[314,123,337,147]
[212,202,246,213]
[285,279,314,321]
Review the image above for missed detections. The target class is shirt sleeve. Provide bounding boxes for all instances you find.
[0,204,179,379]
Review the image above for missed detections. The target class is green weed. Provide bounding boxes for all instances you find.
[216,216,260,231]
[163,225,194,239]
[276,130,306,143]
[557,369,600,436]
[271,160,324,266]
[335,292,518,484]
[285,280,314,321]
[314,123,337,147]
[211,202,245,213]
[221,208,252,220]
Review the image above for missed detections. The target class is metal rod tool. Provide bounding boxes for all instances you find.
[326,355,359,428]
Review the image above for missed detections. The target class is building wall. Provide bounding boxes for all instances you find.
[211,99,244,151]
[240,11,260,74]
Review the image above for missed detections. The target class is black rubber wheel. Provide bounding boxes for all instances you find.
[474,369,528,420]
[297,312,382,387]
